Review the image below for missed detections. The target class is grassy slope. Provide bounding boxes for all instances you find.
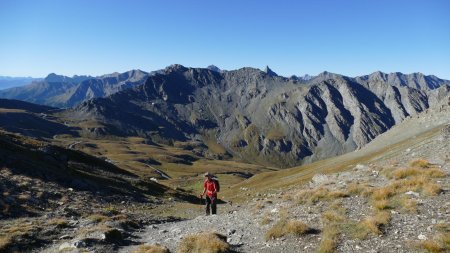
[52,136,275,195]
[223,122,447,202]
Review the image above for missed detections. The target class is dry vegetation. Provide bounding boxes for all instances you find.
[280,158,447,252]
[265,208,314,241]
[132,244,170,253]
[419,223,450,253]
[176,232,230,253]
[296,187,349,204]
[0,219,39,251]
[317,201,347,253]
[265,218,311,240]
[353,211,391,239]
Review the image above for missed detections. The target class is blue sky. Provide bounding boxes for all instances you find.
[0,0,449,78]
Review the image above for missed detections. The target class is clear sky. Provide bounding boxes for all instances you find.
[0,0,449,79]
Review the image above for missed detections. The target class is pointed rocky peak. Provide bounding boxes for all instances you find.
[264,65,278,77]
[207,65,221,73]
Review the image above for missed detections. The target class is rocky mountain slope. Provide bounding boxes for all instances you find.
[67,65,450,167]
[116,97,449,253]
[0,129,194,253]
[0,70,149,108]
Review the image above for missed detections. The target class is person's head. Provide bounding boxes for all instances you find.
[204,172,212,181]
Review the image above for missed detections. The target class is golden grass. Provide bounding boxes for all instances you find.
[317,224,340,253]
[132,244,170,253]
[410,159,430,168]
[321,210,345,223]
[391,167,445,180]
[87,214,110,223]
[421,240,445,253]
[48,218,69,228]
[373,199,391,210]
[371,187,394,201]
[391,167,422,179]
[176,232,230,253]
[353,211,391,239]
[419,230,450,253]
[296,187,349,204]
[0,219,38,251]
[265,218,311,240]
[347,182,372,196]
[390,175,442,196]
[392,196,418,213]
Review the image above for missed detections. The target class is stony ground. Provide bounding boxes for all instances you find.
[119,124,449,253]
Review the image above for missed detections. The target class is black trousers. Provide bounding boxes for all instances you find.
[205,195,217,215]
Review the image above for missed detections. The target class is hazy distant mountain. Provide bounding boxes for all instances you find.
[65,65,449,167]
[63,69,148,107]
[0,76,43,90]
[0,74,90,107]
[0,70,148,108]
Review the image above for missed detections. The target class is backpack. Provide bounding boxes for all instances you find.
[212,177,220,192]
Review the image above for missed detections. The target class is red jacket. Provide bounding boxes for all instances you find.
[204,179,218,197]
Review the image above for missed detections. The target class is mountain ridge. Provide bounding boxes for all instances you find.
[63,65,449,167]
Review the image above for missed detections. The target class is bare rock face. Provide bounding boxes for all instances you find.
[68,66,449,167]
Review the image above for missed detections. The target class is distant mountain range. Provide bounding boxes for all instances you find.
[0,76,43,90]
[0,70,149,107]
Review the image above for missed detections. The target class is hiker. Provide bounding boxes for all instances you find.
[200,172,219,215]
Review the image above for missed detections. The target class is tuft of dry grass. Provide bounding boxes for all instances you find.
[390,175,442,196]
[87,214,110,223]
[296,187,349,204]
[347,182,372,196]
[373,199,391,210]
[420,239,445,253]
[353,211,391,239]
[176,232,230,253]
[391,167,422,179]
[410,159,430,168]
[317,225,340,253]
[371,187,394,201]
[419,230,450,253]
[132,244,170,253]
[265,219,311,240]
[48,218,69,228]
[0,219,38,251]
[392,196,418,213]
[0,235,12,251]
[321,210,345,223]
[391,167,446,180]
